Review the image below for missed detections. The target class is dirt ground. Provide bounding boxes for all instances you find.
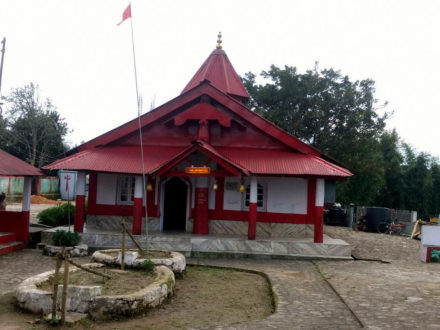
[324,225,421,264]
[0,265,273,330]
[39,268,156,296]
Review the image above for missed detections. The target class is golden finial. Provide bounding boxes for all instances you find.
[216,32,222,49]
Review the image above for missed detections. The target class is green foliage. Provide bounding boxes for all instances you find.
[244,65,440,216]
[141,259,155,272]
[37,203,75,227]
[243,64,387,205]
[52,230,81,247]
[0,83,69,167]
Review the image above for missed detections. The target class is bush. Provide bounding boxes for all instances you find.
[142,259,155,272]
[37,203,75,227]
[52,230,81,247]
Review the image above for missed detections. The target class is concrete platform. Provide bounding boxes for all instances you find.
[43,227,352,260]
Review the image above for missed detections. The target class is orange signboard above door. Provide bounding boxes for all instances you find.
[185,167,211,174]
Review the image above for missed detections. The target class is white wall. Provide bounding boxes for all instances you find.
[223,176,308,214]
[96,173,117,205]
[223,177,242,211]
[267,177,307,214]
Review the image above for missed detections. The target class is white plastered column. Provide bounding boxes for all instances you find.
[134,176,143,199]
[315,179,325,207]
[249,176,258,204]
[22,177,32,212]
[76,172,86,196]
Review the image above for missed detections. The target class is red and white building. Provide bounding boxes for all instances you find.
[44,45,352,243]
[0,149,42,254]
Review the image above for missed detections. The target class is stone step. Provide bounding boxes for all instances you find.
[0,241,25,256]
[0,232,16,245]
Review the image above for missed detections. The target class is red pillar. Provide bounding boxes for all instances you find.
[74,172,86,233]
[248,203,257,240]
[314,206,324,243]
[248,176,258,240]
[132,197,143,235]
[194,187,209,234]
[74,195,85,233]
[308,177,324,243]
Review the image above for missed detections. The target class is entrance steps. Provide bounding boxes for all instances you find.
[0,232,25,255]
[41,228,352,260]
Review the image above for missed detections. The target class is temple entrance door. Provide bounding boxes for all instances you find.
[163,177,188,232]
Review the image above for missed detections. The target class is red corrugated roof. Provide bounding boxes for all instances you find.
[217,147,353,177]
[74,83,322,158]
[181,48,250,102]
[43,144,352,178]
[0,149,42,176]
[43,146,187,174]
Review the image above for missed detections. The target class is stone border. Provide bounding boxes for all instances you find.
[41,244,89,258]
[15,263,175,320]
[91,249,186,274]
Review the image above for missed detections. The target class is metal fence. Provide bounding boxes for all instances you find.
[347,205,417,236]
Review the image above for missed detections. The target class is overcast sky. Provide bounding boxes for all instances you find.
[1,0,439,158]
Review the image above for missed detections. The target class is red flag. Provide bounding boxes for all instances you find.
[117,4,131,26]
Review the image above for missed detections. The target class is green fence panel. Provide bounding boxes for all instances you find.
[10,177,24,195]
[52,178,60,193]
[40,179,51,194]
[0,177,8,194]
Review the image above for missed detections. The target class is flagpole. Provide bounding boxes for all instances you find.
[128,3,149,255]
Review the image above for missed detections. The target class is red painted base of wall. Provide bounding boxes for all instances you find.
[74,195,85,233]
[193,188,209,234]
[0,210,29,243]
[132,197,143,235]
[248,203,257,240]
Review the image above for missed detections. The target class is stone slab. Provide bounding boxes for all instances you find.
[77,231,351,260]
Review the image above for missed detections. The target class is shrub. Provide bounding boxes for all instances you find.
[142,259,155,272]
[37,203,75,227]
[52,230,81,247]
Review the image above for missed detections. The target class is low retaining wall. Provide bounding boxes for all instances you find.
[16,263,175,320]
[91,249,186,274]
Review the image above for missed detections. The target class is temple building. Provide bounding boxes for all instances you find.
[44,38,352,243]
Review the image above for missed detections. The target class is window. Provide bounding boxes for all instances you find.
[117,176,135,205]
[244,183,264,209]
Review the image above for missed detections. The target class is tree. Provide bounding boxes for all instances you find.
[0,83,69,167]
[430,163,440,217]
[243,65,388,204]
[375,130,405,208]
[403,153,432,218]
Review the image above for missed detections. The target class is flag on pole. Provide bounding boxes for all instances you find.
[117,4,131,26]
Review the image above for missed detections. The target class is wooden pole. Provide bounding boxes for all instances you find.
[121,222,126,270]
[51,252,63,320]
[61,252,69,325]
[122,222,144,253]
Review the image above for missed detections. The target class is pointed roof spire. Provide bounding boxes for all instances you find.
[181,33,250,103]
[216,32,222,49]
